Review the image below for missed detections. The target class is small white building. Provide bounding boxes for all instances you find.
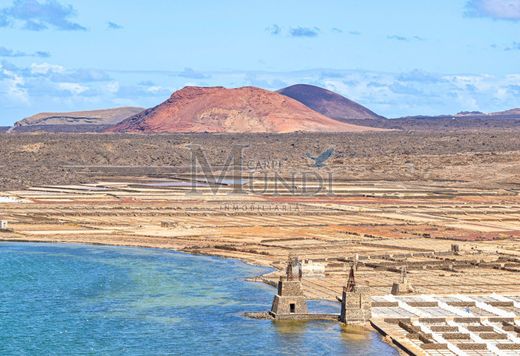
[300,259,326,278]
[0,220,8,230]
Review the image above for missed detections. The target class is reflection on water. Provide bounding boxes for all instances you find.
[0,243,398,355]
[340,324,374,341]
[272,320,312,334]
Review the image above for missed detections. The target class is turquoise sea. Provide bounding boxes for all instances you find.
[0,243,397,355]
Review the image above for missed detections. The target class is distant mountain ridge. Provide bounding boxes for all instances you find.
[15,107,145,126]
[359,107,520,131]
[108,86,383,133]
[11,107,144,132]
[399,108,520,120]
[278,84,384,122]
[4,83,518,134]
[496,108,520,116]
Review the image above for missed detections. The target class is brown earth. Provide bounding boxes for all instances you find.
[278,84,384,121]
[108,86,382,133]
[1,129,520,190]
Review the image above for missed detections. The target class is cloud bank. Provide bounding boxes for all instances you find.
[289,27,320,37]
[0,46,49,57]
[0,0,86,31]
[107,21,122,30]
[266,25,320,38]
[1,61,519,125]
[465,0,520,21]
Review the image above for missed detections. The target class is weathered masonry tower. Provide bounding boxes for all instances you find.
[270,257,308,319]
[339,265,372,324]
[391,265,415,295]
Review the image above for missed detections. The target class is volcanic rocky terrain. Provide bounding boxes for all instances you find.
[278,84,384,123]
[4,84,519,133]
[108,86,381,133]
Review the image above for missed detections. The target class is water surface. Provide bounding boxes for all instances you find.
[0,243,397,355]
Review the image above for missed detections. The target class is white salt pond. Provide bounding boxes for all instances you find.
[0,196,22,203]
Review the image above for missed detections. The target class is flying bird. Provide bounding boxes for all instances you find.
[305,148,335,168]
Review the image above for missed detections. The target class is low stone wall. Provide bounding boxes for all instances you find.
[457,343,487,350]
[269,312,339,321]
[372,301,398,307]
[442,333,471,340]
[421,343,449,350]
[243,312,273,320]
[430,326,458,332]
[497,344,520,350]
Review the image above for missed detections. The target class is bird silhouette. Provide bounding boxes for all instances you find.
[305,148,334,168]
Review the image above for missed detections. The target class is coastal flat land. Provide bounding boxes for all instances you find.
[2,131,520,354]
[0,131,519,299]
[1,176,520,298]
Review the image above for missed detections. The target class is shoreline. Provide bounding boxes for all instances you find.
[0,239,374,326]
[0,240,379,331]
[0,241,397,354]
[0,239,374,324]
[0,234,277,271]
[5,171,520,354]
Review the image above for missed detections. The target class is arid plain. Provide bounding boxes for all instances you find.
[1,130,520,291]
[2,130,520,354]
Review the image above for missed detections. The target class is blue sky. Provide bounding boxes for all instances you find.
[0,0,519,124]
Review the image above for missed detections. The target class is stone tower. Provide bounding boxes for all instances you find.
[340,265,372,324]
[270,257,307,318]
[391,265,415,295]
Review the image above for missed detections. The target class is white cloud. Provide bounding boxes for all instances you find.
[494,87,509,100]
[1,61,520,124]
[0,64,29,103]
[31,62,65,74]
[505,74,520,84]
[146,85,169,94]
[0,0,87,31]
[444,75,491,91]
[103,81,120,94]
[7,74,29,103]
[455,92,480,111]
[466,0,520,21]
[57,82,88,94]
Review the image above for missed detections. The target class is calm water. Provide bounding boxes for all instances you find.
[0,243,397,355]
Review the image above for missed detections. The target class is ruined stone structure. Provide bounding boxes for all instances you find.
[270,257,308,318]
[339,266,372,324]
[451,243,460,255]
[300,259,325,278]
[391,265,415,295]
[160,221,178,228]
[345,264,356,292]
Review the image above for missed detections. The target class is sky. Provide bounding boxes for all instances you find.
[0,0,519,125]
